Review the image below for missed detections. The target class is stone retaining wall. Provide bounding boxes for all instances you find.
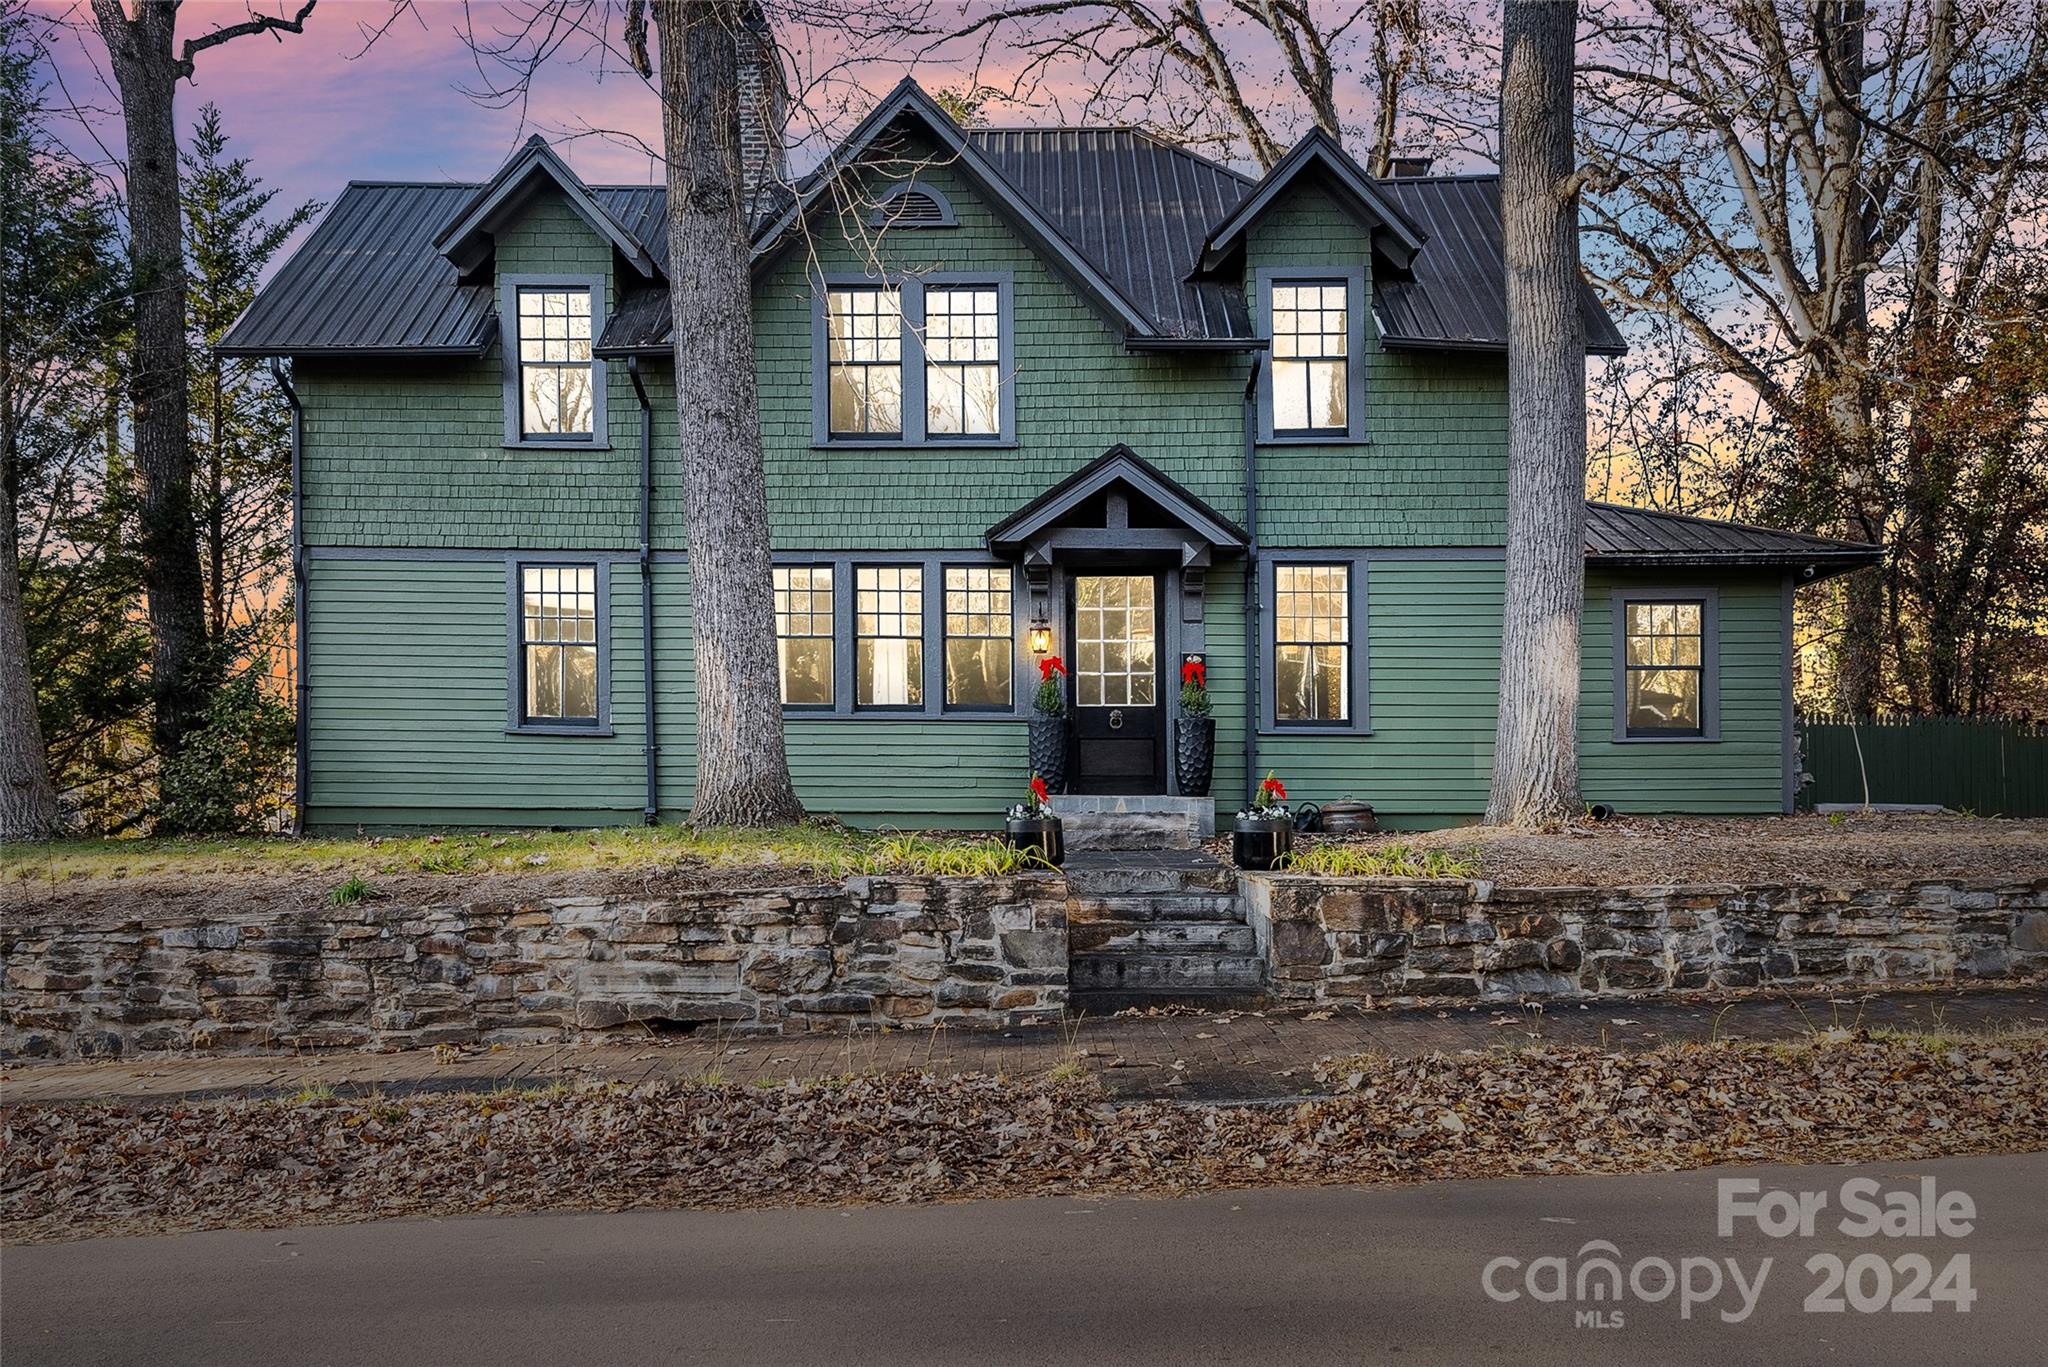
[1242,875,2048,1003]
[2,876,1070,1059]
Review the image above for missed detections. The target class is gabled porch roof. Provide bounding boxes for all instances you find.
[985,445,1249,564]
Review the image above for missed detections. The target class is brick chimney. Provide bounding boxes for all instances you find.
[736,6,787,219]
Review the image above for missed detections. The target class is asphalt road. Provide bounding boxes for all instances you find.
[4,1153,2044,1366]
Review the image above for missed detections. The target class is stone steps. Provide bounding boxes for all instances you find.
[1069,950,1269,993]
[1070,920,1259,954]
[1059,812,1193,852]
[1069,892,1245,924]
[1063,861,1238,897]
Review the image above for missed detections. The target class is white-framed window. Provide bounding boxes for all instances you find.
[1270,280,1349,435]
[924,286,1001,437]
[515,288,595,438]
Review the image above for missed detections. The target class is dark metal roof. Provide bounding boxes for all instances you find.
[1197,128,1426,275]
[218,182,669,358]
[1376,175,1627,356]
[1585,501,1881,576]
[969,128,1256,342]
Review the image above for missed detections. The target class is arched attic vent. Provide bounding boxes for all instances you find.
[867,181,957,229]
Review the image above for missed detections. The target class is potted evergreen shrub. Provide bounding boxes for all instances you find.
[1174,658,1215,796]
[1028,656,1069,793]
[1232,771,1294,871]
[1004,774,1065,867]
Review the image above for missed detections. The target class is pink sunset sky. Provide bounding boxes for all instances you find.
[25,0,1427,224]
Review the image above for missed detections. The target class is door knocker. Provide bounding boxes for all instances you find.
[1109,709,1124,730]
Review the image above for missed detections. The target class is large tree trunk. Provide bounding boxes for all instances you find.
[92,4,212,770]
[1487,0,1585,828]
[1,418,60,840]
[654,0,802,827]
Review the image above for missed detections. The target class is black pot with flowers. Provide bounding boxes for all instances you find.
[1027,656,1069,794]
[1174,656,1215,796]
[1004,774,1065,867]
[1232,771,1294,870]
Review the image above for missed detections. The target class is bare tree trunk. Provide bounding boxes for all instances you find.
[1487,0,1585,828]
[1,403,60,840]
[654,0,802,826]
[90,3,211,768]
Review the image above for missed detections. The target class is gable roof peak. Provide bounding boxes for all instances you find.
[1198,127,1427,274]
[433,133,659,280]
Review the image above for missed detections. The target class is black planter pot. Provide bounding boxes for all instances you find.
[1004,816,1065,868]
[1027,711,1069,794]
[1174,713,1216,797]
[1231,814,1294,871]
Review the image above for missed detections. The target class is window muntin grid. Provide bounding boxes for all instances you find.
[1073,575,1156,709]
[856,565,924,706]
[826,287,904,436]
[925,286,1001,437]
[1624,600,1705,735]
[521,565,599,721]
[943,565,1012,707]
[1270,280,1349,434]
[516,289,594,438]
[1274,563,1349,723]
[773,565,835,707]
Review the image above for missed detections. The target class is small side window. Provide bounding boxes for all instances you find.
[517,564,601,726]
[1273,563,1350,724]
[1622,600,1705,737]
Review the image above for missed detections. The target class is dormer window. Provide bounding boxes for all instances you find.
[517,288,594,438]
[1254,266,1367,445]
[498,273,608,448]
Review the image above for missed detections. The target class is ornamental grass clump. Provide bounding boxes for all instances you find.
[1275,842,1481,879]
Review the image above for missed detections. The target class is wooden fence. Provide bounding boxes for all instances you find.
[1800,713,2048,816]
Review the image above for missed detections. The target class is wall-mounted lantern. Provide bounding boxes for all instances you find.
[1028,613,1053,656]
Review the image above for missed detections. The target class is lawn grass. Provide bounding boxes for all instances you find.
[2,820,1051,884]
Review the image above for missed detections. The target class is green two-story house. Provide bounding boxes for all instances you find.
[220,78,1877,832]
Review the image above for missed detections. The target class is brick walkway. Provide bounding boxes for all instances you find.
[4,986,2041,1107]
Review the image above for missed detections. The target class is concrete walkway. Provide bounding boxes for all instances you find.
[5,986,2040,1106]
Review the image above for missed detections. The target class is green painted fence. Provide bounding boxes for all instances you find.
[1800,713,2048,816]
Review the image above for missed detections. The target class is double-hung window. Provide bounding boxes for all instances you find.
[943,566,1012,707]
[1620,598,1708,738]
[924,287,1001,437]
[856,565,923,707]
[825,287,904,437]
[1257,267,1365,443]
[817,275,1012,444]
[517,564,601,726]
[774,566,835,707]
[515,287,595,439]
[1273,564,1351,725]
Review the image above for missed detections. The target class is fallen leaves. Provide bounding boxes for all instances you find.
[3,1030,2043,1246]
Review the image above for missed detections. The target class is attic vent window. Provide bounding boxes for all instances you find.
[868,182,957,229]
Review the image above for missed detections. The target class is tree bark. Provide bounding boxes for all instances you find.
[654,0,802,826]
[1487,0,1585,828]
[1,343,60,838]
[90,2,212,766]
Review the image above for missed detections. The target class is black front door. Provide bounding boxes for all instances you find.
[1068,573,1166,793]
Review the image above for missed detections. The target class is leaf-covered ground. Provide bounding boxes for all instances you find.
[5,1030,2043,1246]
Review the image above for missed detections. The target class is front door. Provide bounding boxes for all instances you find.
[1068,573,1166,793]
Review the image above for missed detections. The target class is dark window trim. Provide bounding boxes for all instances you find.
[1258,553,1371,735]
[940,564,1019,714]
[505,557,614,736]
[867,179,959,229]
[810,271,1016,448]
[773,562,838,712]
[774,551,1028,721]
[1254,266,1369,446]
[853,562,929,713]
[498,273,610,449]
[1610,586,1720,744]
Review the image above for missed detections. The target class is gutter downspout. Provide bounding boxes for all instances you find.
[271,358,308,835]
[1242,352,1263,801]
[628,357,659,825]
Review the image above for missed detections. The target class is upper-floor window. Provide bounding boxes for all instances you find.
[925,287,1001,437]
[518,564,600,725]
[774,565,835,707]
[516,288,595,438]
[1622,599,1704,737]
[1256,266,1366,444]
[1273,563,1350,724]
[1271,281,1348,435]
[826,287,903,437]
[815,275,1013,446]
